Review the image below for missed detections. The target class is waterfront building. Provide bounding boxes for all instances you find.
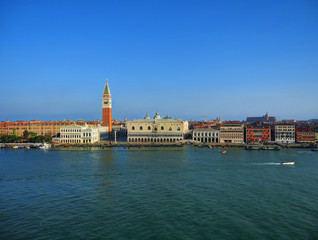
[246,123,271,143]
[246,112,277,123]
[0,120,100,137]
[275,123,295,143]
[193,128,220,143]
[126,112,188,143]
[295,127,315,143]
[220,121,244,143]
[60,124,102,144]
[102,79,112,132]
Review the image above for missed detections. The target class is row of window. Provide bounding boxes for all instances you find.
[128,138,182,143]
[61,139,82,143]
[61,129,81,133]
[61,133,93,138]
[128,133,183,137]
[193,138,219,143]
[61,134,81,138]
[131,126,181,131]
[194,132,219,137]
[221,133,244,136]
[276,134,295,137]
[222,136,244,139]
[248,130,270,133]
[247,134,270,138]
[61,139,93,143]
[83,133,92,137]
[276,128,295,131]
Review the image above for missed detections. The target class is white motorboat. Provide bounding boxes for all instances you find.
[282,161,295,165]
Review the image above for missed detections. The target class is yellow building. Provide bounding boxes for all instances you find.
[0,120,101,137]
[126,112,188,143]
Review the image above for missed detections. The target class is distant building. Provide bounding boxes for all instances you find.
[246,123,271,143]
[275,123,295,143]
[282,119,297,123]
[60,124,103,144]
[193,128,220,143]
[126,112,188,143]
[220,121,244,143]
[190,117,222,130]
[246,112,277,123]
[295,127,315,143]
[0,120,100,137]
[102,78,112,132]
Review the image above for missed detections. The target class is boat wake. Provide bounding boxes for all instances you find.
[251,162,281,166]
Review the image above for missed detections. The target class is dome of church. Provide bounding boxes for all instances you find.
[144,113,150,119]
[153,112,162,120]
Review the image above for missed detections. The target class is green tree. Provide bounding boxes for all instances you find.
[29,135,52,143]
[23,130,30,139]
[30,132,37,137]
[0,135,18,143]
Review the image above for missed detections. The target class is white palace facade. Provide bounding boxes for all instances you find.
[126,112,189,143]
[193,128,220,143]
[60,124,103,144]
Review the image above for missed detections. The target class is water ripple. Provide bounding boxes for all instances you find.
[0,147,318,239]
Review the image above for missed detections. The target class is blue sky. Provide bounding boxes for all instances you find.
[1,0,317,121]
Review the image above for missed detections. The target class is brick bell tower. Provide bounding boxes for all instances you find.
[102,78,112,132]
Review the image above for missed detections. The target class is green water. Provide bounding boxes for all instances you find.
[1,147,318,239]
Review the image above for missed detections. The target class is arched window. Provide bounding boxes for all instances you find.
[161,126,164,130]
[177,127,180,131]
[169,127,172,131]
[140,126,143,130]
[132,126,135,130]
[154,127,158,131]
[148,126,151,130]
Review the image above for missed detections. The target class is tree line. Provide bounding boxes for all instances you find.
[0,130,52,143]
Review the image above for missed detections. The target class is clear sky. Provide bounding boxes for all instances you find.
[1,0,318,122]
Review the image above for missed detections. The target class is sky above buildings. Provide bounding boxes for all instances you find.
[1,0,318,122]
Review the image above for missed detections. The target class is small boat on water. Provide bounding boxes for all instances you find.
[262,145,281,150]
[245,145,262,150]
[38,143,51,149]
[282,161,295,165]
[221,150,226,154]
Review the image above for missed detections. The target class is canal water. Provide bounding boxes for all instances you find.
[1,147,318,240]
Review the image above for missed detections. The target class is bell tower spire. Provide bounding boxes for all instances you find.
[102,78,112,132]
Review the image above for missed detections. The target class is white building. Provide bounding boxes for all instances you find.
[275,124,295,143]
[126,112,189,143]
[193,128,220,143]
[60,124,101,144]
